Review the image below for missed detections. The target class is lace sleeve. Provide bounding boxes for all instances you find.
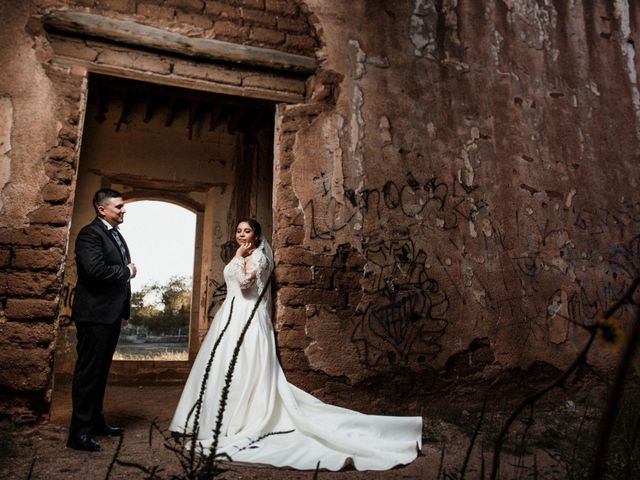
[252,249,269,294]
[226,256,256,290]
[227,250,270,291]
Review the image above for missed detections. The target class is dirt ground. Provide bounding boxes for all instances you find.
[0,382,453,480]
[1,382,567,480]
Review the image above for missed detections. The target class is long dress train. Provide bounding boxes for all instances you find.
[169,242,422,471]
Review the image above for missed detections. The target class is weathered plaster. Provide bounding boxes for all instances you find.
[0,1,57,226]
[0,97,13,213]
[614,0,640,142]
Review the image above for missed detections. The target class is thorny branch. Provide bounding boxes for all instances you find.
[490,276,640,480]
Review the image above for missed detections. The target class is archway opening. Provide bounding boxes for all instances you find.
[114,200,196,361]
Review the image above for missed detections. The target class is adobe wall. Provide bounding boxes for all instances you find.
[271,0,640,413]
[0,0,317,422]
[1,0,639,422]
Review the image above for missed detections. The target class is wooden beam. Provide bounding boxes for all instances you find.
[165,96,177,127]
[187,101,199,140]
[115,89,131,132]
[52,54,305,104]
[208,104,222,131]
[143,93,156,123]
[44,11,317,74]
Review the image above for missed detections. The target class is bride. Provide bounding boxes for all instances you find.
[169,219,422,471]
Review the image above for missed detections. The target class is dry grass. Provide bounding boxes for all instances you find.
[113,350,188,361]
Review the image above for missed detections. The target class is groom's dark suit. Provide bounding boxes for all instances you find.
[69,217,132,439]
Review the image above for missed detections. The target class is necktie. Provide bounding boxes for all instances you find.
[111,228,130,264]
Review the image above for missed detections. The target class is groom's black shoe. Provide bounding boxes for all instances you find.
[92,424,124,436]
[67,433,101,452]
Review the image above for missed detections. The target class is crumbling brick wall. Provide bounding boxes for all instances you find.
[2,0,640,423]
[0,0,319,422]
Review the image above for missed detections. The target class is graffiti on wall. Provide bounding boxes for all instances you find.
[58,283,75,326]
[292,153,640,367]
[298,171,483,241]
[351,235,449,368]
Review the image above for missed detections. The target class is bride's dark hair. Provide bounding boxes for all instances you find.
[236,218,262,246]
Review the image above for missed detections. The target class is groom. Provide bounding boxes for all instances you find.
[67,188,137,451]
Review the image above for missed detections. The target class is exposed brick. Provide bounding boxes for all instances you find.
[41,183,71,203]
[0,321,55,347]
[242,7,277,27]
[136,2,175,19]
[274,306,303,328]
[233,0,264,10]
[276,265,312,285]
[278,286,345,307]
[0,249,10,268]
[0,346,51,392]
[205,1,241,19]
[5,298,58,320]
[345,251,366,270]
[213,20,249,40]
[280,115,312,132]
[49,38,99,62]
[173,62,242,85]
[250,27,285,45]
[333,270,363,290]
[0,226,67,248]
[95,0,135,13]
[275,206,303,226]
[282,102,330,118]
[242,74,305,94]
[12,248,64,271]
[272,188,297,210]
[347,290,362,309]
[45,160,75,184]
[176,12,213,28]
[265,0,297,17]
[285,33,317,52]
[275,247,334,267]
[311,266,334,289]
[58,126,79,149]
[163,0,204,12]
[278,347,309,372]
[276,16,309,33]
[284,226,303,244]
[96,49,172,74]
[46,145,75,164]
[6,271,59,296]
[277,326,309,349]
[27,205,70,226]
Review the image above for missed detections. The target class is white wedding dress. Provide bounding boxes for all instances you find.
[169,242,422,471]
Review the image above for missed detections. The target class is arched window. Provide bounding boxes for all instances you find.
[114,200,196,361]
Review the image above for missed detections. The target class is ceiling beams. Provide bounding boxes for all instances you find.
[90,75,274,139]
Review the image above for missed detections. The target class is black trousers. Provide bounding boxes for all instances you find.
[69,319,121,436]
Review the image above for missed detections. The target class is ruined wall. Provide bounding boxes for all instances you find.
[272,0,640,413]
[0,1,87,422]
[2,0,640,422]
[0,0,317,421]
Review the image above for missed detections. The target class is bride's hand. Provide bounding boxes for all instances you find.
[235,242,254,258]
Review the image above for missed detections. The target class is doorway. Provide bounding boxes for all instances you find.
[54,73,275,383]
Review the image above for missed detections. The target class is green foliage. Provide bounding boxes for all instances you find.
[128,276,191,335]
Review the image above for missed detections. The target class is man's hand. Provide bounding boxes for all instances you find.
[128,263,137,278]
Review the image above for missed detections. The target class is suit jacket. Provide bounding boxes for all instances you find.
[72,217,131,324]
